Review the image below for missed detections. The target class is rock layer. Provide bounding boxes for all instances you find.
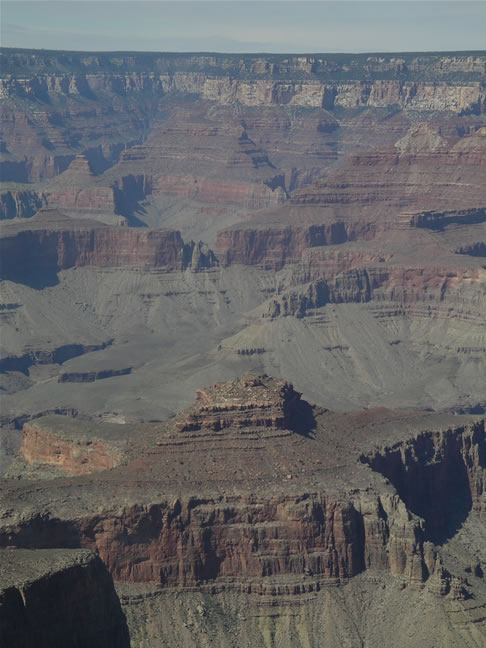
[19,420,124,476]
[1,378,485,594]
[0,548,130,648]
[0,209,187,280]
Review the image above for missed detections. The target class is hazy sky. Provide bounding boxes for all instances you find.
[2,1,486,54]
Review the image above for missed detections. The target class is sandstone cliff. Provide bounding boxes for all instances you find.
[1,379,484,594]
[0,209,187,281]
[1,377,485,646]
[2,49,485,112]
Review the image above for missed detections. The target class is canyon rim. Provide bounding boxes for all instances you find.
[0,36,486,648]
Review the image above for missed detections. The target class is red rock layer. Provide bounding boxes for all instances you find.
[0,382,484,595]
[109,103,288,211]
[20,422,122,476]
[291,127,486,212]
[0,222,186,279]
[214,222,382,269]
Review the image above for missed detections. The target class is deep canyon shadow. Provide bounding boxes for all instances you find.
[361,431,479,545]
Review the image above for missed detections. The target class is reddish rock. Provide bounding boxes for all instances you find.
[20,421,123,476]
[0,210,186,280]
[0,377,484,594]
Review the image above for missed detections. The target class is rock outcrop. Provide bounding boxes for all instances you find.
[291,126,486,212]
[0,190,47,220]
[175,374,300,433]
[18,419,124,476]
[0,209,187,280]
[2,50,485,112]
[0,548,130,648]
[2,48,485,224]
[361,422,486,542]
[214,221,381,269]
[0,378,484,592]
[2,47,486,647]
[262,266,486,321]
[1,377,485,645]
[213,125,486,273]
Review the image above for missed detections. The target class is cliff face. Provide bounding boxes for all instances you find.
[291,124,486,210]
[1,378,484,596]
[214,222,383,269]
[2,49,485,76]
[19,421,123,476]
[1,50,485,112]
[213,124,486,274]
[1,48,485,212]
[0,549,130,648]
[362,423,486,543]
[0,97,148,184]
[2,48,486,647]
[0,212,187,280]
[0,190,47,219]
[2,48,485,248]
[0,424,483,592]
[1,378,485,647]
[263,266,486,321]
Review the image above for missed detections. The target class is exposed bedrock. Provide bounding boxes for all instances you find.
[39,156,125,225]
[213,128,486,270]
[19,420,124,476]
[1,51,485,199]
[361,420,486,543]
[0,190,47,220]
[1,377,484,595]
[176,374,300,433]
[0,548,130,648]
[0,106,77,182]
[406,207,486,230]
[1,64,485,113]
[112,171,287,213]
[105,101,292,220]
[0,217,187,281]
[0,491,427,590]
[214,222,381,269]
[290,126,486,212]
[2,49,486,78]
[263,266,486,320]
[0,95,152,183]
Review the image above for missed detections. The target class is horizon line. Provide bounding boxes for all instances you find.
[3,46,486,56]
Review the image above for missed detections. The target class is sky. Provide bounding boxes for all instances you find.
[1,1,486,54]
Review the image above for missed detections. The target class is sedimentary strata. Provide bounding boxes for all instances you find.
[0,548,130,648]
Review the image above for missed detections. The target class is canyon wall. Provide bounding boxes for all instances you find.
[1,376,485,646]
[1,48,485,191]
[0,217,187,280]
[19,420,123,476]
[1,377,484,595]
[1,421,484,593]
[2,50,485,112]
[262,266,486,321]
[0,549,130,648]
[214,222,382,269]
